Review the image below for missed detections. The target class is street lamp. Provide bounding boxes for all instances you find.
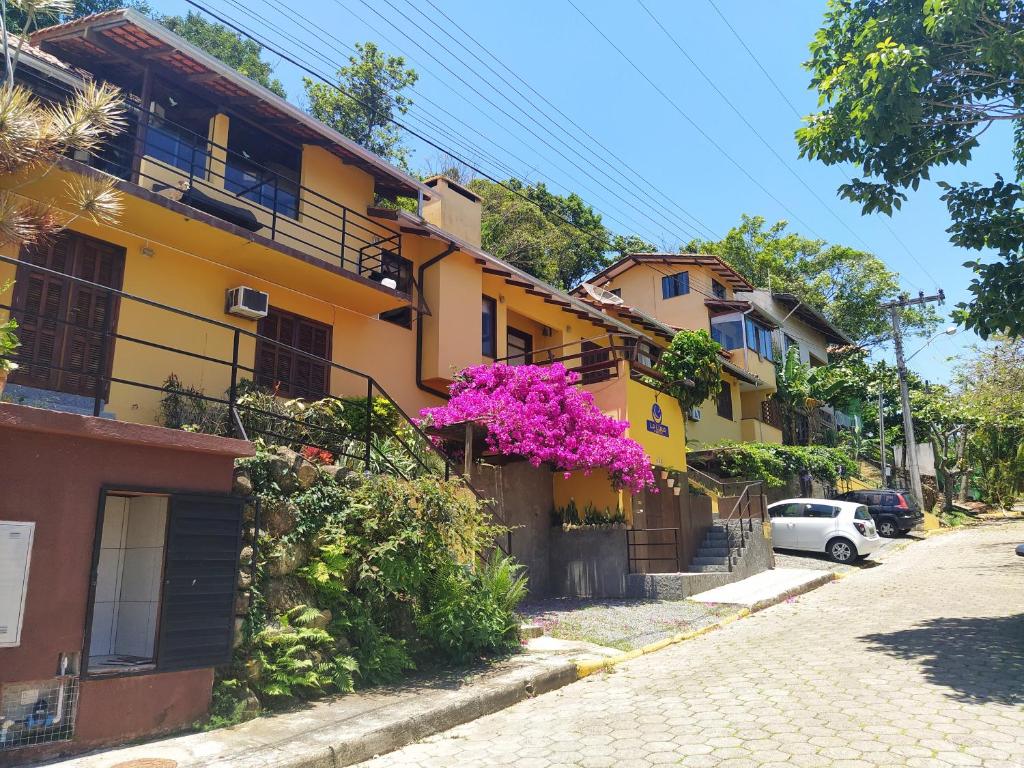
[906,326,957,363]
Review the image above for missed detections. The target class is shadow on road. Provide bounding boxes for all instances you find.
[861,614,1024,705]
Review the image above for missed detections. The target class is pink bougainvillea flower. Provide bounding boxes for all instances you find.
[419,363,657,493]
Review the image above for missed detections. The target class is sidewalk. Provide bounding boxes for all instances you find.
[46,567,841,768]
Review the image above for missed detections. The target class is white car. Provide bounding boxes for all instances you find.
[766,498,882,563]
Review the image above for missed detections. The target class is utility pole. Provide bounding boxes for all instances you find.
[883,290,945,510]
[878,389,888,489]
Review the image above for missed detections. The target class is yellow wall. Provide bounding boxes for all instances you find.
[625,378,686,470]
[553,470,631,524]
[684,371,744,448]
[741,419,783,444]
[600,262,735,332]
[422,176,482,248]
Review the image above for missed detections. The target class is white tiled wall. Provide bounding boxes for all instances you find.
[89,495,168,662]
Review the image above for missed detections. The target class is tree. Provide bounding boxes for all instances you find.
[912,386,969,513]
[688,215,938,345]
[159,13,286,98]
[304,42,417,169]
[953,336,1024,506]
[418,362,656,493]
[470,178,612,289]
[772,347,812,444]
[654,329,723,412]
[797,0,1024,338]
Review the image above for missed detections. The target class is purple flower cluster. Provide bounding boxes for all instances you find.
[420,363,656,493]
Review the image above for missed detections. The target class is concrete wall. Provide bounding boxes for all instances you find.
[0,403,251,763]
[472,461,553,598]
[548,528,628,599]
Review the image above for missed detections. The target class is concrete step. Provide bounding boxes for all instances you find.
[704,533,729,543]
[691,556,730,567]
[689,564,730,573]
[696,546,730,557]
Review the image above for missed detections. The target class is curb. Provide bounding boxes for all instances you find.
[280,659,579,768]
[575,571,837,679]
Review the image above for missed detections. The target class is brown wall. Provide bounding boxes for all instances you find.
[0,404,250,762]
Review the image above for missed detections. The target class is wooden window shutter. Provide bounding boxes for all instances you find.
[256,308,331,399]
[156,495,244,672]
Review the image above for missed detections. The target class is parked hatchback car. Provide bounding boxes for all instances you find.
[834,489,923,537]
[767,498,882,563]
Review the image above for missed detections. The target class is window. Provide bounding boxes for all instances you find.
[854,506,873,521]
[745,317,774,361]
[661,271,689,299]
[783,333,799,356]
[225,121,301,219]
[145,119,209,179]
[710,313,744,350]
[482,296,497,357]
[86,492,243,675]
[711,279,727,299]
[716,380,733,420]
[507,327,533,365]
[256,308,332,399]
[581,340,611,384]
[805,504,840,519]
[768,502,801,518]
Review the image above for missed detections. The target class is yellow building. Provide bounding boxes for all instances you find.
[573,253,784,448]
[0,10,688,525]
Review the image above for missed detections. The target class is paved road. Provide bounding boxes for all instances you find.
[361,522,1024,768]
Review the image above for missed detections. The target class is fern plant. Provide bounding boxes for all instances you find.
[250,606,357,701]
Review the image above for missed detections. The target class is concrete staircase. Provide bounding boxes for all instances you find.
[688,521,749,574]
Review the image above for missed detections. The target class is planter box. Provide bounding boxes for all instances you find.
[548,527,628,599]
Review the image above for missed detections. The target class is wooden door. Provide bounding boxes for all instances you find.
[11,232,124,398]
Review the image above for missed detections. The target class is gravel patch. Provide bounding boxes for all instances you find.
[520,598,737,652]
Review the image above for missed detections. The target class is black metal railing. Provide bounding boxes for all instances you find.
[626,527,679,574]
[718,480,764,571]
[76,102,409,292]
[493,335,668,389]
[0,252,469,494]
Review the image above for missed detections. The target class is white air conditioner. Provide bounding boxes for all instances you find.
[688,407,702,422]
[226,286,269,319]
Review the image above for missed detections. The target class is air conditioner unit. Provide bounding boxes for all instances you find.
[688,407,702,422]
[226,286,269,319]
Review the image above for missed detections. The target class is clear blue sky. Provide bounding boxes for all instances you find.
[156,0,1008,383]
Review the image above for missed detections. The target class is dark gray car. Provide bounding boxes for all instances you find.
[835,489,924,537]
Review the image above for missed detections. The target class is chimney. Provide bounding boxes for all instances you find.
[421,175,482,248]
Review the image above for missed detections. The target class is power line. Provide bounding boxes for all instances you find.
[338,0,709,244]
[634,0,878,254]
[564,0,823,239]
[704,0,941,291]
[252,0,679,244]
[408,0,719,241]
[180,0,662,258]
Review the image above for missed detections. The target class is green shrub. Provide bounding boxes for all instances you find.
[711,441,859,488]
[249,606,358,701]
[417,553,527,664]
[159,374,228,435]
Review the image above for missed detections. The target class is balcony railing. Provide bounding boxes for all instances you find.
[79,103,409,292]
[493,335,669,389]
[0,252,465,493]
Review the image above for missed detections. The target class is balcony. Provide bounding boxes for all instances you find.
[69,103,411,314]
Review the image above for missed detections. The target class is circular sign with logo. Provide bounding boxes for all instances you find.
[651,402,663,423]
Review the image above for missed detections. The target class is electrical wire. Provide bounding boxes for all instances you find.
[402,0,718,241]
[564,0,823,239]
[244,0,673,244]
[704,0,941,291]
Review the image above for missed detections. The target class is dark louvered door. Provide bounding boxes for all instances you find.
[156,495,244,671]
[11,233,124,397]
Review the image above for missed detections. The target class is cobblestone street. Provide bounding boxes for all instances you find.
[361,522,1024,768]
